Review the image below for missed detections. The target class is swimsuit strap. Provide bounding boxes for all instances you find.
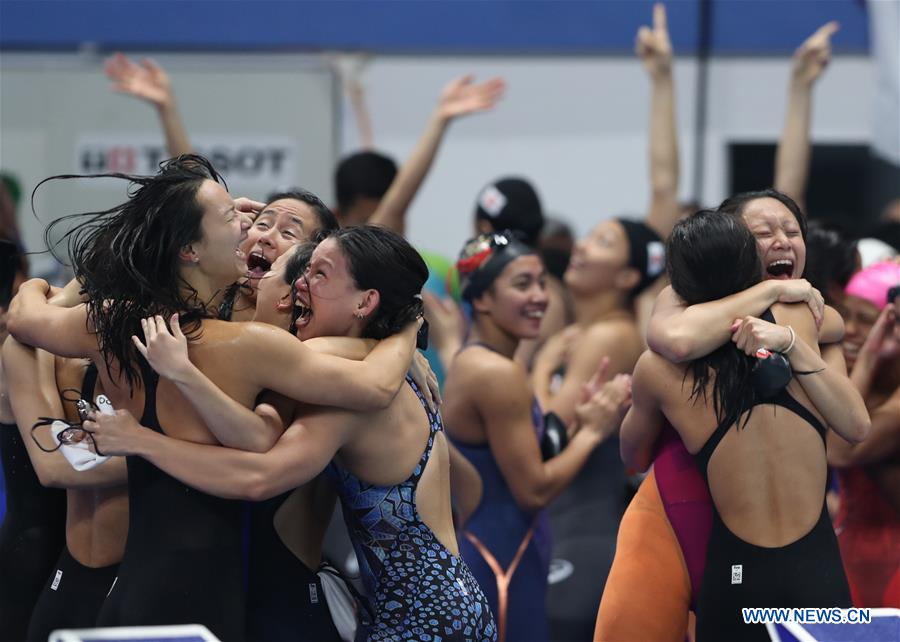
[135,357,160,430]
[406,376,440,487]
[82,362,99,400]
[695,306,825,476]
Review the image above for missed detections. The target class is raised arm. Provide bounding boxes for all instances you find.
[472,357,627,513]
[368,75,505,236]
[105,53,193,158]
[637,3,681,239]
[86,406,349,502]
[2,337,127,488]
[774,22,839,209]
[7,279,96,358]
[647,279,825,362]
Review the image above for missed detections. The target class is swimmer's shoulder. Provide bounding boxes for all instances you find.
[453,345,527,388]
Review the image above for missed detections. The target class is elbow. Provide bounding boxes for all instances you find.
[648,330,693,364]
[243,471,276,502]
[849,417,872,445]
[516,491,547,515]
[33,465,67,489]
[372,381,398,410]
[620,440,651,473]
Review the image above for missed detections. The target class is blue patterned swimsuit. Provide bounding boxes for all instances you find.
[327,379,497,642]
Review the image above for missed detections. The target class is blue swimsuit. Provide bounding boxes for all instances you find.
[327,379,497,642]
[451,343,551,642]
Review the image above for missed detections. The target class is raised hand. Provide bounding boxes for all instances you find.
[104,53,174,109]
[792,21,839,85]
[575,374,632,442]
[436,75,506,121]
[730,316,793,356]
[858,305,900,364]
[132,314,193,383]
[774,279,824,328]
[636,3,673,79]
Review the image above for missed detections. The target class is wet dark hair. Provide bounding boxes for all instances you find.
[39,154,226,389]
[718,188,808,241]
[265,189,340,236]
[291,226,426,340]
[667,209,763,428]
[804,222,859,306]
[334,152,397,212]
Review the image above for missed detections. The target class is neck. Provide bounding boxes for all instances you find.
[180,269,229,315]
[469,315,519,359]
[571,289,632,326]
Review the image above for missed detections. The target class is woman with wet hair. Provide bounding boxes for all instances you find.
[85,226,498,642]
[442,231,632,642]
[622,209,866,640]
[7,156,421,638]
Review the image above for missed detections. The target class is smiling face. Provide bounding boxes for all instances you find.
[841,294,882,370]
[189,180,248,288]
[473,254,549,340]
[292,237,372,341]
[741,197,806,281]
[563,220,636,296]
[252,245,300,327]
[241,198,320,286]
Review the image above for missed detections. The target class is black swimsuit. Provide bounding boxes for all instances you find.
[0,422,66,640]
[95,361,246,640]
[246,490,342,642]
[693,371,851,641]
[27,364,120,642]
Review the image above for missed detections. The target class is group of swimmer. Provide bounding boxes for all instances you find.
[1,5,899,642]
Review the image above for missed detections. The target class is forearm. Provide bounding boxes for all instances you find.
[848,353,879,398]
[368,110,450,236]
[774,78,812,207]
[828,403,900,467]
[524,431,601,510]
[648,282,778,362]
[646,73,680,238]
[789,341,870,443]
[156,100,193,158]
[172,361,279,452]
[134,428,281,500]
[4,341,125,488]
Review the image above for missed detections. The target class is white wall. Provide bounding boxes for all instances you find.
[0,52,337,278]
[0,52,874,274]
[344,54,874,259]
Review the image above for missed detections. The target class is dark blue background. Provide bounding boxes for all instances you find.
[0,0,870,54]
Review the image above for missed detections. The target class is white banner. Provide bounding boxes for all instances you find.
[73,135,297,186]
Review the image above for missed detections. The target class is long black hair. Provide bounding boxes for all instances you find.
[667,209,763,427]
[287,226,427,340]
[39,154,226,389]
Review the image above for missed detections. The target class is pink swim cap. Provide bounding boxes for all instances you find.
[844,261,900,310]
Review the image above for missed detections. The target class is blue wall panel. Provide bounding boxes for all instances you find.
[0,0,869,54]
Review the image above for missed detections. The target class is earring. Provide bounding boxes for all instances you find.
[192,256,200,264]
[355,310,366,319]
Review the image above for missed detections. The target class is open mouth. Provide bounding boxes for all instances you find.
[524,309,545,320]
[246,251,272,278]
[293,295,313,330]
[766,259,794,279]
